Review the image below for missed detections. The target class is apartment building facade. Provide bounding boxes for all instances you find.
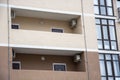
[0,0,120,80]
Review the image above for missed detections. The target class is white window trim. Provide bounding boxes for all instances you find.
[51,27,64,33]
[12,61,21,70]
[53,63,67,71]
[11,24,20,29]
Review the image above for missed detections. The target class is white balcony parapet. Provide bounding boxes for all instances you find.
[10,29,85,53]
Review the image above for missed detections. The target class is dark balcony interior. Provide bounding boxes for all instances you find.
[13,53,86,72]
[11,8,82,34]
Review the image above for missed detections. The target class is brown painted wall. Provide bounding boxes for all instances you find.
[13,53,85,71]
[76,52,86,71]
[87,52,101,80]
[12,51,101,80]
[0,47,8,80]
[11,70,87,80]
[0,46,101,80]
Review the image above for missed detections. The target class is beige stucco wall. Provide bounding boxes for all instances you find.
[10,16,98,50]
[11,16,97,50]
[114,0,120,51]
[0,0,7,3]
[10,0,82,13]
[84,16,98,50]
[113,0,118,17]
[116,22,120,51]
[83,0,94,14]
[0,0,98,50]
[0,6,9,44]
[1,0,118,51]
[10,29,85,49]
[9,0,95,14]
[10,17,97,49]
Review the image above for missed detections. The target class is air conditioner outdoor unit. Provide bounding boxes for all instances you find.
[11,10,16,19]
[69,19,77,29]
[118,7,120,22]
[74,54,81,62]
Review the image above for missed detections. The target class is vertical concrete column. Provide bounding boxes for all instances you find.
[0,47,9,80]
[87,52,101,80]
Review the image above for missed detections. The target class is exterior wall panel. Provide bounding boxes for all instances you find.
[0,0,118,80]
[0,6,9,44]
[11,51,101,80]
[10,29,85,49]
[10,0,82,13]
[115,0,120,51]
[84,16,98,50]
[0,0,7,3]
[116,22,120,50]
[11,70,87,80]
[83,0,94,14]
[0,47,8,80]
[87,52,101,80]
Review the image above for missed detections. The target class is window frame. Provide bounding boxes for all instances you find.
[99,54,120,80]
[11,24,20,29]
[53,63,67,71]
[94,0,114,16]
[96,18,118,51]
[12,61,21,70]
[51,28,64,33]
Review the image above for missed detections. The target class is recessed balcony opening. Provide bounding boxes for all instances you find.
[12,48,86,72]
[11,8,82,34]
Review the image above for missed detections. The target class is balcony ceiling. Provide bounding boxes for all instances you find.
[12,8,80,21]
[13,47,82,56]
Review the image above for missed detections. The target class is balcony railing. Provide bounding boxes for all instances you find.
[11,70,87,80]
